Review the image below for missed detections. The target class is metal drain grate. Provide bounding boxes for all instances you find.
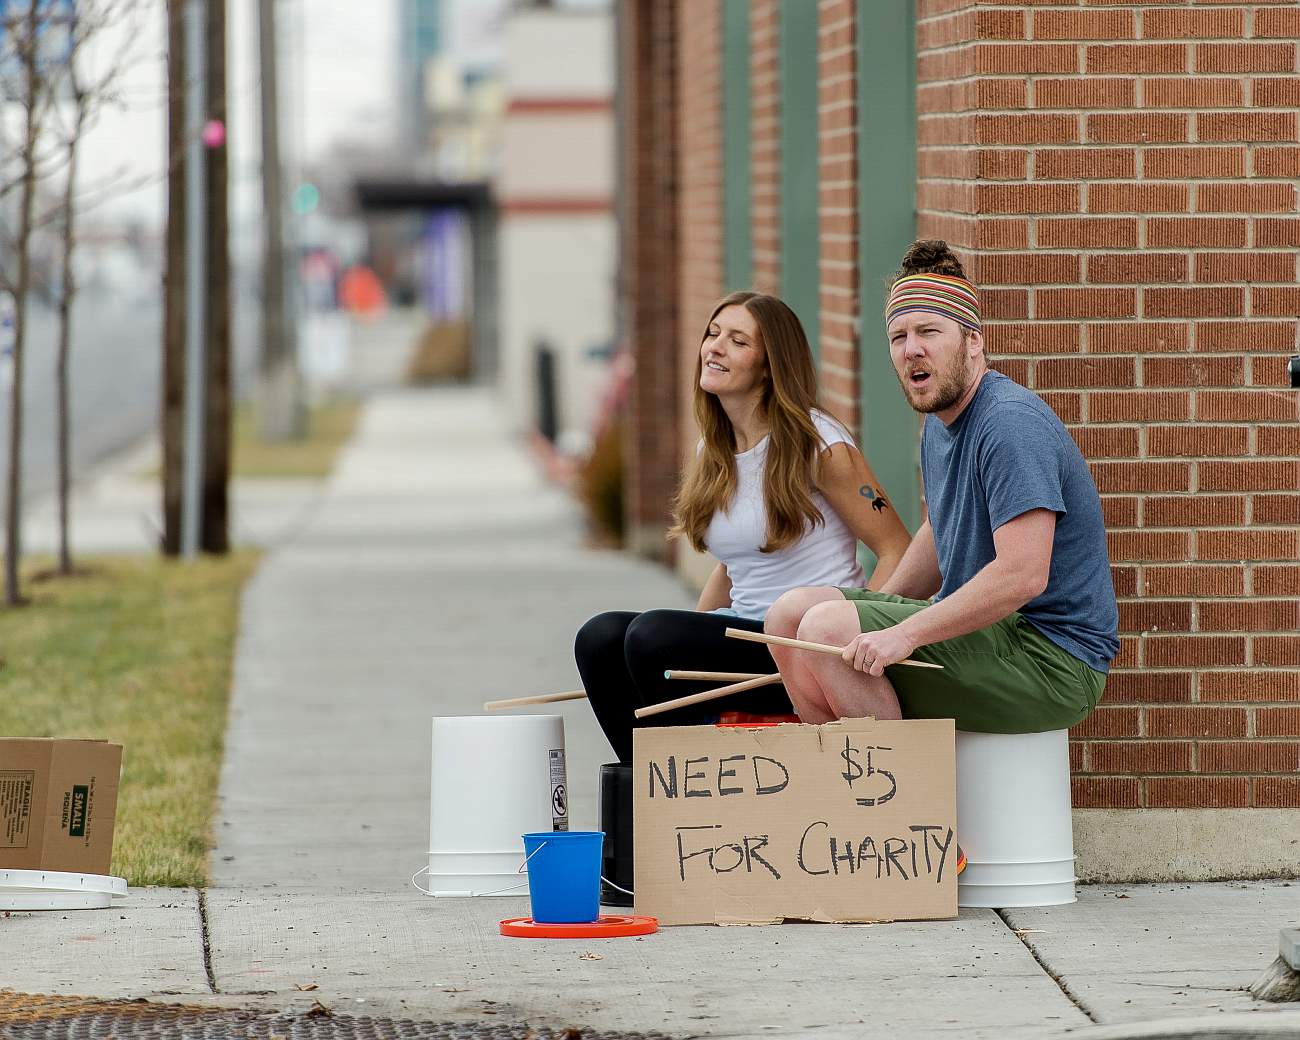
[0,993,675,1040]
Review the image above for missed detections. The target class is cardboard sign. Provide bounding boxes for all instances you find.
[633,719,956,926]
[0,739,122,875]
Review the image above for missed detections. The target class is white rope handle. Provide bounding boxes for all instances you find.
[471,878,531,897]
[410,862,532,898]
[519,841,548,871]
[409,842,547,899]
[410,840,635,899]
[410,863,435,895]
[601,876,634,896]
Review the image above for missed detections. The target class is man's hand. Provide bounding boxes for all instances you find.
[841,625,918,677]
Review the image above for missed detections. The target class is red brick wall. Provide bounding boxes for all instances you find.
[915,0,983,259]
[620,2,681,559]
[751,0,781,296]
[916,1,1300,810]
[818,0,859,431]
[676,0,725,476]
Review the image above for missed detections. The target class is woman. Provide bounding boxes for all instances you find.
[575,292,911,761]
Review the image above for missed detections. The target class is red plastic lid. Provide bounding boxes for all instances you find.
[499,914,658,939]
[716,711,801,727]
[717,721,781,728]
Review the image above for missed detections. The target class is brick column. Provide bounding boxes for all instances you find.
[916,2,1300,816]
[620,1,681,560]
[750,0,781,296]
[817,0,858,431]
[671,0,725,585]
[675,0,725,458]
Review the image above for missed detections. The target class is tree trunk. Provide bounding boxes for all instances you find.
[161,0,187,556]
[5,4,42,607]
[257,0,303,442]
[201,0,230,554]
[55,113,82,576]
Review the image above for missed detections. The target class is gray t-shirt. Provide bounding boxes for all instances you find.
[920,371,1119,672]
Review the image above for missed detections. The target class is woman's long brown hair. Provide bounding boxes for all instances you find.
[670,292,830,554]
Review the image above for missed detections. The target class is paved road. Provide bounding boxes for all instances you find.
[0,290,159,511]
[0,286,259,515]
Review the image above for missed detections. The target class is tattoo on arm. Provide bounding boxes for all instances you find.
[859,485,891,513]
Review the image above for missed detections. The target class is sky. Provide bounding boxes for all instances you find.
[70,0,607,230]
[74,0,401,229]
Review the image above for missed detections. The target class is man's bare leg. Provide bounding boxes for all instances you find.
[764,587,843,723]
[797,600,903,721]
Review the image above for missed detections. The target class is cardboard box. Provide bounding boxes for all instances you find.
[633,719,956,926]
[0,739,122,875]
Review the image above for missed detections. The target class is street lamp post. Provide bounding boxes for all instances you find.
[180,0,207,558]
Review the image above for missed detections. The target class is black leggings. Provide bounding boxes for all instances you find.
[574,609,795,762]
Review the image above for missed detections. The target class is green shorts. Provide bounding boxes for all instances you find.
[838,589,1106,734]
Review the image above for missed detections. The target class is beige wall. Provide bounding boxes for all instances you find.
[496,7,615,448]
[498,214,616,442]
[499,115,615,200]
[505,11,614,98]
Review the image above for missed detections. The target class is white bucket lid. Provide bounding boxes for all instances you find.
[0,869,128,898]
[0,889,114,911]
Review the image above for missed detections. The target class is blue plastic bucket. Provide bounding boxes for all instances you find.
[521,831,604,924]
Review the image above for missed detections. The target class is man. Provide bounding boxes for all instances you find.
[765,240,1118,733]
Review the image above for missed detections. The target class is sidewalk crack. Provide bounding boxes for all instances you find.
[997,909,1096,1024]
[197,888,219,994]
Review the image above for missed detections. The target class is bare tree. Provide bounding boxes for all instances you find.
[48,0,144,575]
[0,0,152,594]
[52,28,84,576]
[0,0,56,606]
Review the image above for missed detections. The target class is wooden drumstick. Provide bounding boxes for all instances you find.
[483,690,587,711]
[634,672,783,719]
[483,669,774,711]
[725,628,944,669]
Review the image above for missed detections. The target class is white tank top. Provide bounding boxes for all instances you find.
[704,410,867,620]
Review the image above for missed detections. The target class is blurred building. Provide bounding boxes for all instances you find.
[397,0,447,159]
[400,0,504,181]
[618,1,1300,878]
[497,3,615,448]
[353,0,506,382]
[378,0,614,439]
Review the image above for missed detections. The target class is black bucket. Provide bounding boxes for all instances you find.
[598,762,633,907]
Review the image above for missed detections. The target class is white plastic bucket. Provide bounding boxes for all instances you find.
[956,729,1076,908]
[422,715,567,897]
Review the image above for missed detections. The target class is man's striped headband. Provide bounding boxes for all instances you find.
[885,273,982,333]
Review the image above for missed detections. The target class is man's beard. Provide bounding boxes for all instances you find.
[898,351,970,414]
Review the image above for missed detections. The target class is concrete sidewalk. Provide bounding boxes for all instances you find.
[2,385,1297,1039]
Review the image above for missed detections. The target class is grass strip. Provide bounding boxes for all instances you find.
[232,399,360,479]
[0,552,259,886]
